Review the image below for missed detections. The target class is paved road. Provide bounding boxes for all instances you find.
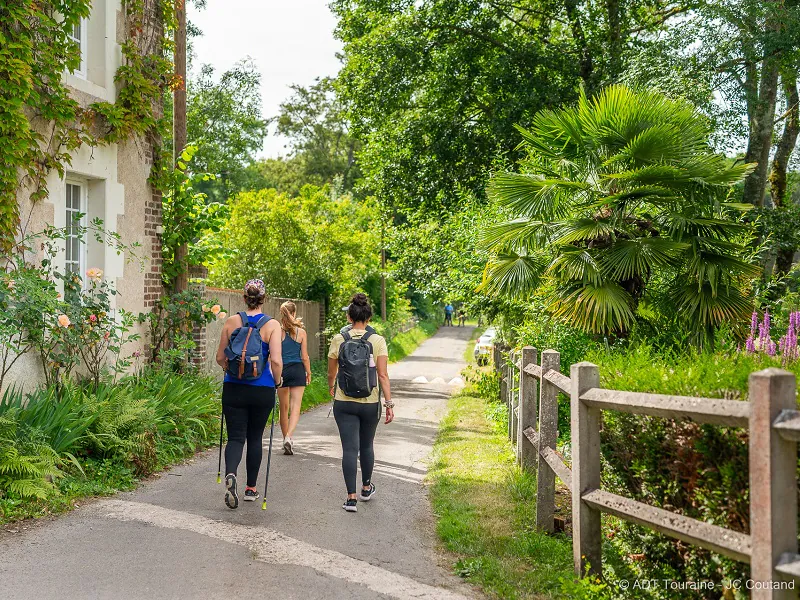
[0,326,477,600]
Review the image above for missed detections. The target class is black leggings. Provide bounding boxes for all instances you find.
[222,382,276,488]
[333,400,381,495]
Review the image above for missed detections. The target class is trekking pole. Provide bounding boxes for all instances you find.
[261,392,278,510]
[217,408,225,484]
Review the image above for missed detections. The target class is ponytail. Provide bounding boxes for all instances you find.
[280,301,304,337]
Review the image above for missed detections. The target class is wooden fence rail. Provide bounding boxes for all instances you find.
[494,346,799,599]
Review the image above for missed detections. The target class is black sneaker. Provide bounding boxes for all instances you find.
[342,498,358,513]
[244,488,260,502]
[359,483,376,502]
[224,474,239,509]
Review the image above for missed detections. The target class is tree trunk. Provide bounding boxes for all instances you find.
[380,226,387,320]
[605,0,622,79]
[564,0,594,91]
[742,10,783,207]
[173,0,189,293]
[769,70,799,207]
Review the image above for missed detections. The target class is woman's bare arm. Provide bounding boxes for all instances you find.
[299,329,311,384]
[216,316,237,369]
[376,355,393,423]
[328,357,338,395]
[262,319,283,384]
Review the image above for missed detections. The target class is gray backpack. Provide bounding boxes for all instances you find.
[224,312,271,381]
[337,331,378,398]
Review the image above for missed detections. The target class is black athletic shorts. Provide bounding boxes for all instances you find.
[280,362,307,388]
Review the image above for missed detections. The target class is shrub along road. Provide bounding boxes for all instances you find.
[0,326,478,600]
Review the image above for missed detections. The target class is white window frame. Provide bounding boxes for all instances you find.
[68,18,88,79]
[65,179,88,278]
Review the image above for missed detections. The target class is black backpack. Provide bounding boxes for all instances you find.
[337,330,378,398]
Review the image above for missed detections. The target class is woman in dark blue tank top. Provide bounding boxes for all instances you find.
[277,301,311,455]
[214,280,283,509]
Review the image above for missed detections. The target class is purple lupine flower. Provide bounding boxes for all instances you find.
[786,311,799,362]
[751,311,758,337]
[746,336,756,353]
[767,340,777,356]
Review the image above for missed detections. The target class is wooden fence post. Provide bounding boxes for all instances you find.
[749,368,797,599]
[518,346,538,468]
[498,346,507,407]
[508,350,516,443]
[571,361,601,577]
[536,349,560,532]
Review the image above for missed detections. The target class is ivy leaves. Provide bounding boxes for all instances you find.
[1,0,176,252]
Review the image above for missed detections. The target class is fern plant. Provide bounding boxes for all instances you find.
[0,416,61,500]
[481,85,759,343]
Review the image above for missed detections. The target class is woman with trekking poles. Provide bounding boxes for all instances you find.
[328,293,394,513]
[215,279,283,509]
[277,301,311,455]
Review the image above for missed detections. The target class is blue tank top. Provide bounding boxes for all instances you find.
[224,314,275,387]
[282,330,303,365]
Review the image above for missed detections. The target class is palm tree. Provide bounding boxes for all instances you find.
[480,85,759,342]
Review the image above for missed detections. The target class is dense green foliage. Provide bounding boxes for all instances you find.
[0,371,220,522]
[207,185,387,311]
[157,146,229,288]
[331,0,684,214]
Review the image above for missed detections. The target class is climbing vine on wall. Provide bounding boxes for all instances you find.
[0,0,178,253]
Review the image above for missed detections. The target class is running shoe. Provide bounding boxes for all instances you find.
[283,438,293,455]
[244,488,260,502]
[359,483,376,502]
[342,498,358,513]
[224,474,239,509]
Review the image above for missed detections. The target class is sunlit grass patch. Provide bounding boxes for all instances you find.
[428,392,574,599]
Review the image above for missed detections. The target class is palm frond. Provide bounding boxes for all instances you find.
[486,172,589,220]
[477,251,549,297]
[551,218,616,245]
[670,279,753,331]
[547,281,637,334]
[479,218,555,251]
[600,238,688,281]
[545,247,603,285]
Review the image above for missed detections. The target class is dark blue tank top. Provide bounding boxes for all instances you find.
[282,331,302,365]
[224,314,275,387]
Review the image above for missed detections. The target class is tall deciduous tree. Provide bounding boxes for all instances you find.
[275,77,361,192]
[166,59,269,202]
[207,186,381,311]
[331,0,687,215]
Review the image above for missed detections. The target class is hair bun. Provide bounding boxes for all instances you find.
[351,293,368,306]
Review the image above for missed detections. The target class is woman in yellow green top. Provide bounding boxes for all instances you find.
[328,293,394,512]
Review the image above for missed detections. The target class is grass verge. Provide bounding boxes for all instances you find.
[428,391,574,599]
[387,320,439,362]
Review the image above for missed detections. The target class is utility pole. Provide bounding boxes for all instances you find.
[380,224,387,320]
[172,0,189,292]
